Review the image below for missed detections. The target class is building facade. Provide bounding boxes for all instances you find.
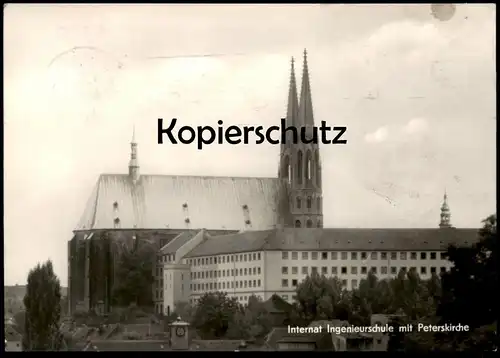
[68,50,478,316]
[160,226,476,314]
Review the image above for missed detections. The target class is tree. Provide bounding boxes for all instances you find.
[245,295,273,338]
[294,272,348,324]
[169,301,195,323]
[60,296,69,317]
[225,306,251,340]
[23,260,63,351]
[390,268,434,321]
[192,292,239,339]
[13,311,26,335]
[436,214,498,351]
[351,271,387,325]
[111,240,156,307]
[226,295,273,340]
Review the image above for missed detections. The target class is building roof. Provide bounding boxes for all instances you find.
[185,230,274,257]
[85,339,263,352]
[277,336,317,343]
[75,174,279,231]
[265,327,288,349]
[81,340,168,351]
[266,326,333,350]
[5,325,22,341]
[184,228,479,257]
[160,231,200,255]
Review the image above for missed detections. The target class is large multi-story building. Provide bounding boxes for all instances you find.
[68,50,478,316]
[159,224,476,315]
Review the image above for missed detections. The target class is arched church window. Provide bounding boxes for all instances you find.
[317,197,321,210]
[296,197,302,209]
[307,196,312,209]
[306,150,312,180]
[317,220,322,228]
[295,220,301,228]
[282,155,291,184]
[314,150,320,187]
[297,151,303,185]
[306,219,313,228]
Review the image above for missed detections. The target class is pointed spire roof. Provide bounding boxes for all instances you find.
[285,56,299,127]
[441,189,449,211]
[298,49,315,127]
[439,190,451,228]
[132,124,136,144]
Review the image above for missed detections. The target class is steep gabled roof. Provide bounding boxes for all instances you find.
[184,227,479,257]
[75,174,280,231]
[185,230,274,257]
[160,231,200,255]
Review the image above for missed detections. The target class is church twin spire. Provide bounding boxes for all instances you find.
[285,57,299,129]
[285,49,315,129]
[298,49,315,127]
[279,49,323,229]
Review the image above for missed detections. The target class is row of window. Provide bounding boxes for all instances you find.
[282,265,448,276]
[191,266,261,280]
[282,251,445,261]
[294,219,321,228]
[296,196,321,211]
[281,149,321,187]
[154,303,165,315]
[189,252,262,266]
[158,254,175,264]
[155,289,163,300]
[159,250,445,267]
[190,295,260,305]
[191,279,262,292]
[281,266,448,286]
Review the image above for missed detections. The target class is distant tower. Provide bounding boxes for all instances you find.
[129,126,140,184]
[439,190,451,228]
[278,50,324,228]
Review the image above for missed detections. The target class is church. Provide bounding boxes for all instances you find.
[67,50,478,316]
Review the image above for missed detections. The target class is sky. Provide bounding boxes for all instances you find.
[4,4,496,285]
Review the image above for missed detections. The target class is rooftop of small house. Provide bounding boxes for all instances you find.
[79,339,264,351]
[5,325,22,342]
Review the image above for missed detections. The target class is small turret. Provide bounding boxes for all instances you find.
[128,125,140,184]
[439,190,452,228]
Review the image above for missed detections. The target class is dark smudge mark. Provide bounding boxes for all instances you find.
[431,4,457,22]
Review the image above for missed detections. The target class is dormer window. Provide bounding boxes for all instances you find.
[114,218,120,225]
[245,219,251,225]
[242,204,248,210]
[113,201,118,209]
[182,203,188,208]
[185,218,190,224]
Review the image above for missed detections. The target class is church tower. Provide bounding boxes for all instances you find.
[278,50,323,228]
[129,126,140,184]
[439,190,452,228]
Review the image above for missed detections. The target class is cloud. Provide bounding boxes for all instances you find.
[364,118,429,144]
[364,126,389,143]
[402,117,429,135]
